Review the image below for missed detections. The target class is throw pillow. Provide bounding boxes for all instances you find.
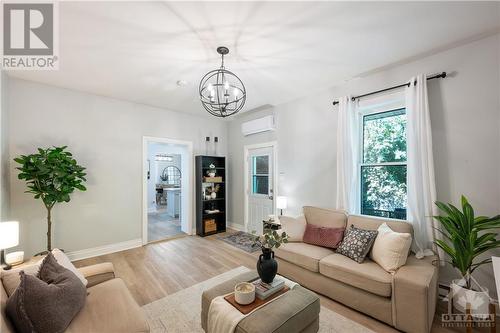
[370,223,412,273]
[336,225,378,263]
[5,253,86,333]
[302,224,344,249]
[1,249,87,297]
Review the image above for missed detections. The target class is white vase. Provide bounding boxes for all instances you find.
[211,192,217,199]
[450,279,490,318]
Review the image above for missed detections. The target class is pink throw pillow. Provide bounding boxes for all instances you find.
[303,224,345,249]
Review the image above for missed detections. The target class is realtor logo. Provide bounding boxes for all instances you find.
[2,1,59,70]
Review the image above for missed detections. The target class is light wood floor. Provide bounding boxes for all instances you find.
[74,231,490,333]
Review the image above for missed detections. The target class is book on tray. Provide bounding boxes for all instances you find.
[251,277,285,300]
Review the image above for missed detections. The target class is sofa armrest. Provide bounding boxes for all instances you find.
[393,255,438,333]
[279,215,306,242]
[77,262,116,287]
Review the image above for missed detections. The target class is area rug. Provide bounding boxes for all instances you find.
[143,266,374,333]
[217,231,260,253]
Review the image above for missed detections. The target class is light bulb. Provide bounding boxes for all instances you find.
[233,88,239,97]
[224,81,229,90]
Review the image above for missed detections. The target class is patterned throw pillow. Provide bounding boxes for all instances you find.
[336,225,378,263]
[302,224,344,249]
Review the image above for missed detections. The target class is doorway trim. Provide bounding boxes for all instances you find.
[142,136,194,245]
[243,141,278,233]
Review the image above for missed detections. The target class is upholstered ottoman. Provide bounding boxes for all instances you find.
[201,270,320,333]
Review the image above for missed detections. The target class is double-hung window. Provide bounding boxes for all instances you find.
[360,108,407,220]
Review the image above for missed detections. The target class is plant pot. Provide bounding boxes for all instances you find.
[257,248,278,284]
[211,192,217,199]
[450,279,490,318]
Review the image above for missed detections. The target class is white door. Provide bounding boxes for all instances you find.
[247,146,274,235]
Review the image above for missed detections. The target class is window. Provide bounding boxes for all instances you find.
[361,108,407,220]
[252,155,269,195]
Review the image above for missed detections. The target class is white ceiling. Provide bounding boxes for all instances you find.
[7,1,500,117]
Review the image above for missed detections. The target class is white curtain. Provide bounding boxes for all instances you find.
[335,96,360,214]
[406,74,442,259]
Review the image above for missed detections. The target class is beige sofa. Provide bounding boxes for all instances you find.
[275,206,438,333]
[1,262,149,333]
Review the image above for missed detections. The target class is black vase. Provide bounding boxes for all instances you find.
[257,248,278,283]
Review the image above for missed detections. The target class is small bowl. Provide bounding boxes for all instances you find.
[234,282,255,305]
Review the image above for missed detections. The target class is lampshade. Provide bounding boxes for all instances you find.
[0,221,19,250]
[276,196,288,210]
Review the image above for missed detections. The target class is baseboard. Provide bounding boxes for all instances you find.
[66,238,143,261]
[227,221,245,232]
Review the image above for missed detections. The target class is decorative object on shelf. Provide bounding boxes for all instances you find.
[204,219,217,233]
[252,229,289,283]
[206,184,220,199]
[5,251,24,266]
[234,282,255,305]
[207,163,217,177]
[434,195,500,316]
[214,137,219,156]
[0,221,19,270]
[204,176,223,183]
[199,46,246,118]
[276,196,288,216]
[14,146,87,252]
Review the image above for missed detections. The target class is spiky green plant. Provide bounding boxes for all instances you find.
[434,195,500,289]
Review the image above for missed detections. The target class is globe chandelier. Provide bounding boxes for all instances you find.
[199,46,246,118]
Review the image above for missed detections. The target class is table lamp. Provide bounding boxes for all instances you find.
[276,196,287,216]
[0,221,19,270]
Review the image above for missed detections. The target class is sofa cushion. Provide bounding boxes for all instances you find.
[319,253,392,297]
[6,253,86,333]
[347,214,413,236]
[1,280,15,333]
[303,206,347,228]
[274,243,334,272]
[279,215,306,242]
[370,223,412,273]
[303,224,344,249]
[336,225,378,263]
[66,278,149,333]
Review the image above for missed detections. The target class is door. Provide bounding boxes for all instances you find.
[247,146,274,235]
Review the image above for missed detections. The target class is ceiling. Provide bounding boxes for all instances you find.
[7,1,500,117]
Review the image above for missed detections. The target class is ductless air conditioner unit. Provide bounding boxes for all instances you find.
[241,115,275,136]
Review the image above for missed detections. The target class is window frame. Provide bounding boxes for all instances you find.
[357,104,407,220]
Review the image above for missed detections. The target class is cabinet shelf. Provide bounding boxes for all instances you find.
[196,156,226,237]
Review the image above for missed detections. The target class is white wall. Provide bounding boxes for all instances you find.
[7,78,227,256]
[228,34,500,296]
[0,71,9,221]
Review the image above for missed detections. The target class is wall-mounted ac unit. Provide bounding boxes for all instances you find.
[241,115,275,136]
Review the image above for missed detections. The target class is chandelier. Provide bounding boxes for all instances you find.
[199,46,246,118]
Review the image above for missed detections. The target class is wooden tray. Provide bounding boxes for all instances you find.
[224,286,290,315]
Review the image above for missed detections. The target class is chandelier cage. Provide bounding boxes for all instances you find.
[199,47,246,118]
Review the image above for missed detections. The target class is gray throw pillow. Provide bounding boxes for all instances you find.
[336,225,378,263]
[6,252,86,333]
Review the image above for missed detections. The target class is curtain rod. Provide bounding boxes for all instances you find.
[332,72,447,106]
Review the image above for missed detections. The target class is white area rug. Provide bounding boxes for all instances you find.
[142,266,374,333]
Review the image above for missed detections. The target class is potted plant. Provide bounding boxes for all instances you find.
[159,174,168,184]
[14,146,87,253]
[433,195,500,316]
[206,184,220,199]
[252,229,289,283]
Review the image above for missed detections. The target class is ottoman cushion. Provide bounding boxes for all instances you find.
[202,271,320,333]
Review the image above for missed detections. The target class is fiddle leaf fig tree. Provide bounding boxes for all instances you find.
[14,146,87,252]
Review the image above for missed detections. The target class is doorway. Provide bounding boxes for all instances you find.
[142,137,193,244]
[244,142,278,235]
